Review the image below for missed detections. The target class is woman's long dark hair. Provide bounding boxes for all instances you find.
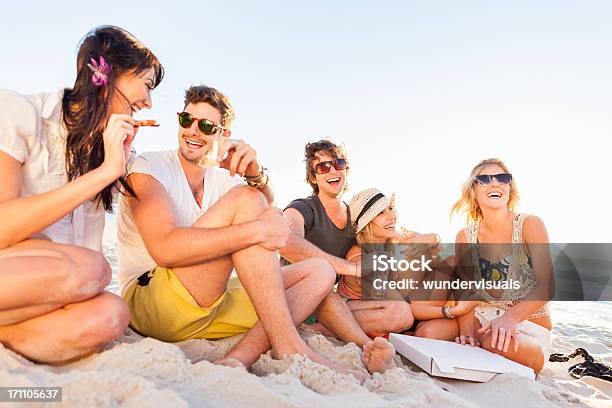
[62,26,164,212]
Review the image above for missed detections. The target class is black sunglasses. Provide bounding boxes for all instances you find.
[177,112,231,136]
[314,158,347,175]
[474,173,512,185]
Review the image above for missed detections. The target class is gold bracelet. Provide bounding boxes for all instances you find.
[244,168,269,190]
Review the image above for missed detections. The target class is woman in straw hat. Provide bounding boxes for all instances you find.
[342,188,477,340]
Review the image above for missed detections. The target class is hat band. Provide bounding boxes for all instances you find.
[354,193,385,226]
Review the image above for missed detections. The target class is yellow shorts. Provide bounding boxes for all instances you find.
[123,267,259,342]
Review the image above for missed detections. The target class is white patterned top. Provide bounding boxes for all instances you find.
[464,213,549,319]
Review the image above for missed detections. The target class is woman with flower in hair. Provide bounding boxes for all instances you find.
[0,26,163,363]
[452,159,553,373]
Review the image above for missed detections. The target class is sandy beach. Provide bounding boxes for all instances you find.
[0,235,610,407]
[2,1,612,405]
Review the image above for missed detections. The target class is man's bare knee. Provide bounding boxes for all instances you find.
[306,258,336,296]
[228,185,269,219]
[302,258,335,293]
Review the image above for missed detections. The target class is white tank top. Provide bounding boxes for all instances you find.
[464,213,549,319]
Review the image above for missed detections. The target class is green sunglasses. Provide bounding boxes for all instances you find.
[177,112,231,136]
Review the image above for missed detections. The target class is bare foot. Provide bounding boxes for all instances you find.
[213,357,246,369]
[362,337,396,374]
[224,337,370,382]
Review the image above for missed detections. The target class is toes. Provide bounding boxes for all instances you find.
[373,337,387,348]
[214,358,246,369]
[373,337,395,353]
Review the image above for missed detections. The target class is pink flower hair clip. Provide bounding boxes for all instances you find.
[87,56,111,87]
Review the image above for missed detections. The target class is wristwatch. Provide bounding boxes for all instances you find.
[244,168,269,190]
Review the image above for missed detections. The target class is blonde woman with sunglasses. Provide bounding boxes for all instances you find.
[451,159,553,374]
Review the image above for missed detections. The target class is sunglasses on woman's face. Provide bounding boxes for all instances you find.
[314,158,347,175]
[474,173,512,185]
[177,112,231,136]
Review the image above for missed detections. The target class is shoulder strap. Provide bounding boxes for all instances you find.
[512,213,527,243]
[464,221,479,244]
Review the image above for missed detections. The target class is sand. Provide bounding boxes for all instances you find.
[0,319,610,408]
[0,236,610,407]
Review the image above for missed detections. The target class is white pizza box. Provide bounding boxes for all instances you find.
[389,333,535,382]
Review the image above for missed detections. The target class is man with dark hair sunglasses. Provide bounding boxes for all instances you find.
[280,139,399,375]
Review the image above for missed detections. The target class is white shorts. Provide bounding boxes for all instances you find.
[475,305,551,358]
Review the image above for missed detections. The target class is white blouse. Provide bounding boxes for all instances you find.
[0,89,106,252]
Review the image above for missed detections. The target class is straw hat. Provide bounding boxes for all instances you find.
[349,188,396,233]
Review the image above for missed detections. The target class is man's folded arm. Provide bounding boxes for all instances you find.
[128,173,260,268]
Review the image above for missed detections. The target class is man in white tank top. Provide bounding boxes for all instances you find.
[117,85,359,376]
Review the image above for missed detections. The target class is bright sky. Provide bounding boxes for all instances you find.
[1,1,610,242]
